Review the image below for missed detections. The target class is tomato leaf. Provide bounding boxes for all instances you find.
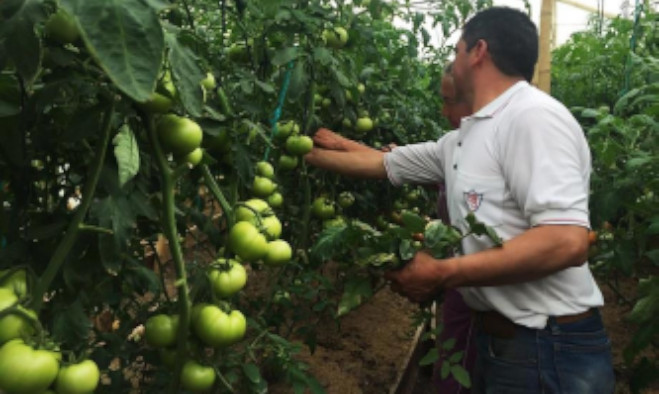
[401,210,425,233]
[418,348,438,366]
[450,364,472,388]
[242,363,262,384]
[448,350,464,363]
[337,276,372,317]
[52,298,93,347]
[64,0,164,102]
[166,31,204,117]
[0,74,21,117]
[113,125,140,188]
[440,360,450,379]
[287,61,308,101]
[2,3,42,84]
[272,47,300,67]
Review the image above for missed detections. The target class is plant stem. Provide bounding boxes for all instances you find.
[31,103,114,312]
[200,164,234,227]
[146,116,191,394]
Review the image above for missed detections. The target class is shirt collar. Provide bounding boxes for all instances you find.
[468,80,529,120]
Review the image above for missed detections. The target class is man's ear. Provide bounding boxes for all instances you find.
[470,39,489,66]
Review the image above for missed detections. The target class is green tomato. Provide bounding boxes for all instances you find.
[276,120,299,140]
[201,72,216,91]
[156,114,203,156]
[0,269,28,298]
[322,27,349,49]
[144,314,179,348]
[357,83,366,94]
[323,216,346,230]
[180,360,216,392]
[229,222,269,261]
[252,176,277,197]
[235,199,272,222]
[342,118,353,128]
[208,259,247,298]
[179,147,204,167]
[0,340,60,394]
[321,98,332,108]
[55,359,100,394]
[278,154,299,170]
[345,89,353,103]
[264,240,293,266]
[45,9,79,44]
[312,197,336,219]
[138,92,173,114]
[267,192,284,208]
[260,215,282,240]
[193,305,246,348]
[355,117,374,133]
[285,135,313,156]
[0,288,35,344]
[338,191,355,208]
[255,161,275,179]
[314,94,323,105]
[157,69,177,99]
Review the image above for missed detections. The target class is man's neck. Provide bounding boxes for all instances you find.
[470,70,525,113]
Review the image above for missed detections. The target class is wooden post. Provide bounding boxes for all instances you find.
[537,0,554,93]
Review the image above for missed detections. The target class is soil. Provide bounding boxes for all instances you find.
[267,276,659,394]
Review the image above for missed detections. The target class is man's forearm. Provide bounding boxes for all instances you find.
[444,225,590,288]
[304,148,388,179]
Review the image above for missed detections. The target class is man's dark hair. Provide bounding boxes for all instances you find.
[462,7,538,82]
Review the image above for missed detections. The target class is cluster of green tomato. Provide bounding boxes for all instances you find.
[144,253,250,391]
[147,70,217,167]
[0,270,100,394]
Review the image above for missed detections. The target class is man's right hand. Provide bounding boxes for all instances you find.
[312,128,348,151]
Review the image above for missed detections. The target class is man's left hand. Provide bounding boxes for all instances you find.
[384,251,454,303]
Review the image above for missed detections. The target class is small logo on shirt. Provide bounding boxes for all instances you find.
[464,190,483,212]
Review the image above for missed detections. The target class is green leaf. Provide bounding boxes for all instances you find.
[448,350,464,363]
[287,61,308,101]
[312,47,333,66]
[440,360,450,379]
[166,32,204,117]
[52,299,92,346]
[242,363,262,384]
[272,47,300,67]
[112,125,140,188]
[401,210,426,233]
[65,0,164,102]
[418,348,439,366]
[450,364,472,388]
[3,6,41,84]
[399,239,416,261]
[0,70,21,117]
[337,276,372,316]
[310,224,348,262]
[441,337,456,350]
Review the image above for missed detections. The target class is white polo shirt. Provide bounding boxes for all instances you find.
[383,81,604,329]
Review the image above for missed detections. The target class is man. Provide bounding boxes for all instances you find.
[312,64,476,393]
[306,7,614,393]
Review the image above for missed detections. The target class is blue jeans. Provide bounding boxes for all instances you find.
[472,310,615,394]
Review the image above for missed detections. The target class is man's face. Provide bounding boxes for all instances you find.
[440,75,471,129]
[450,39,472,102]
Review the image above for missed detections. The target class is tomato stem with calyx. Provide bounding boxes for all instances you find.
[147,115,192,393]
[0,303,43,335]
[200,164,234,227]
[31,102,115,312]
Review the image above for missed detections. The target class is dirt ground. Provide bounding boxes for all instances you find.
[268,276,658,394]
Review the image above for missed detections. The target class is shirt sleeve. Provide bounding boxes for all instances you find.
[496,105,591,228]
[383,137,448,187]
